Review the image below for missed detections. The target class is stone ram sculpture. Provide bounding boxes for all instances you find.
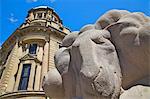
[42,10,150,99]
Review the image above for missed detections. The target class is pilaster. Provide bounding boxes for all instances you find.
[40,41,49,90]
[34,64,41,90]
[28,62,36,90]
[13,63,23,91]
[37,46,43,62]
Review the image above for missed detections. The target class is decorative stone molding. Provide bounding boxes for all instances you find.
[20,54,42,65]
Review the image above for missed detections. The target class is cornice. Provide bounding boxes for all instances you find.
[1,24,69,51]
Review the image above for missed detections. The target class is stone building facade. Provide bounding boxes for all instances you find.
[0,6,70,99]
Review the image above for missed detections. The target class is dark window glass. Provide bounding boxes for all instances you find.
[37,13,42,19]
[29,44,37,54]
[44,13,46,18]
[18,64,31,90]
[54,17,57,22]
[59,27,63,30]
[33,13,36,18]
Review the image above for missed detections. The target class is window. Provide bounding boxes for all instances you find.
[59,27,63,31]
[18,64,31,90]
[52,16,54,21]
[54,17,57,22]
[29,44,37,54]
[37,13,42,19]
[44,13,46,18]
[33,13,36,19]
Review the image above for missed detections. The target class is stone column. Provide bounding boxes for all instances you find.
[37,46,43,62]
[25,44,29,54]
[42,13,45,19]
[34,64,41,90]
[27,62,36,90]
[13,63,23,91]
[40,41,49,90]
[18,44,23,58]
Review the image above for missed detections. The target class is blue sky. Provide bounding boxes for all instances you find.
[0,0,149,46]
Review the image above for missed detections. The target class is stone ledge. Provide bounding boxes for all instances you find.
[0,90,46,99]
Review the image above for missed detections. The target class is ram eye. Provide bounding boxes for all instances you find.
[92,37,105,44]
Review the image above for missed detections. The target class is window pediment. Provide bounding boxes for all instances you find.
[20,54,42,64]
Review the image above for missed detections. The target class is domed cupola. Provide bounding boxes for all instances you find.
[20,6,68,32]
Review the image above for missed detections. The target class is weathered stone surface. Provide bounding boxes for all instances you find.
[43,29,122,99]
[120,85,150,99]
[105,12,150,89]
[43,10,150,99]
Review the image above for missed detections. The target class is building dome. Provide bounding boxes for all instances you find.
[33,6,49,9]
[18,5,70,34]
[26,6,63,24]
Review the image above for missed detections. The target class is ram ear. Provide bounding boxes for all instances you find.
[62,31,79,47]
[104,23,124,43]
[95,10,130,30]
